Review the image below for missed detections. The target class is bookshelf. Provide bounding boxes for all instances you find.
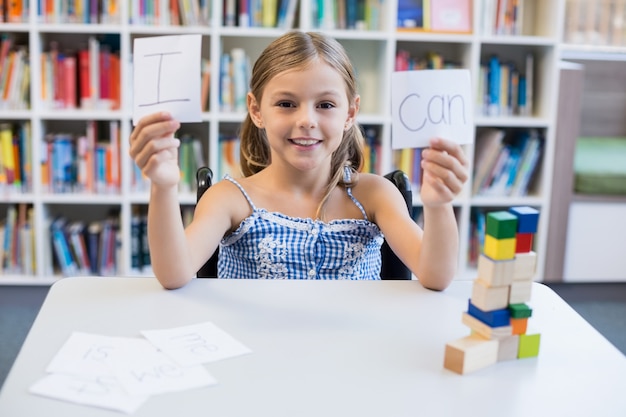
[0,0,566,284]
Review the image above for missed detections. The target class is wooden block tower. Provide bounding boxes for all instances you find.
[444,206,541,374]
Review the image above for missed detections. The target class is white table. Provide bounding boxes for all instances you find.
[1,277,625,416]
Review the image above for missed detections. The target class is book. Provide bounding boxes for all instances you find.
[397,0,425,29]
[472,128,506,195]
[430,0,472,33]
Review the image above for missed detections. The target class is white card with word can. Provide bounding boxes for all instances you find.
[391,69,474,149]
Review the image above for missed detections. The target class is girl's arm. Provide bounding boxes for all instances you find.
[129,112,231,289]
[366,138,468,291]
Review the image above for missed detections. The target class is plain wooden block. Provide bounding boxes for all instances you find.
[518,333,541,358]
[510,317,528,335]
[497,335,520,362]
[486,211,518,239]
[477,254,514,287]
[509,281,533,304]
[514,251,537,280]
[509,206,539,234]
[462,312,512,339]
[444,334,499,374]
[484,235,516,260]
[515,232,533,253]
[471,279,510,311]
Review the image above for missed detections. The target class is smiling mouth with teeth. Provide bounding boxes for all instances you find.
[290,139,320,146]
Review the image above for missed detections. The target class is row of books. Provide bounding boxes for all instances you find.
[472,127,543,197]
[38,0,122,24]
[397,0,472,33]
[479,0,525,36]
[564,0,626,46]
[0,0,29,23]
[41,120,121,194]
[477,53,534,118]
[42,37,121,111]
[220,48,250,113]
[224,0,298,29]
[0,204,35,275]
[312,0,383,31]
[0,35,30,111]
[129,0,210,26]
[0,122,32,193]
[49,214,120,277]
[395,49,461,71]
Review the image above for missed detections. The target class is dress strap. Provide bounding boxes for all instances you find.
[223,175,257,211]
[343,166,368,221]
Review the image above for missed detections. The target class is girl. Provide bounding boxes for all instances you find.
[129,31,469,290]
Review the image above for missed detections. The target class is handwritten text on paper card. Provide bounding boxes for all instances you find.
[391,69,474,149]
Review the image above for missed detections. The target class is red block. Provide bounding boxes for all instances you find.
[515,233,533,253]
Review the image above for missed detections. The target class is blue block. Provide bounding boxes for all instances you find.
[468,300,511,327]
[509,206,539,234]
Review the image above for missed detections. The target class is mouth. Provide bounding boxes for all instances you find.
[289,138,321,147]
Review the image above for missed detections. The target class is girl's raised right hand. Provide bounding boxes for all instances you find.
[129,112,181,187]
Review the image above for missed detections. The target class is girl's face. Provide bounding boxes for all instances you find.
[248,60,359,174]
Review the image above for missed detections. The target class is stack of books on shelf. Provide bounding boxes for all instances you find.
[41,37,121,111]
[130,0,210,26]
[479,0,526,36]
[0,34,30,111]
[0,122,32,193]
[472,127,543,198]
[37,0,121,23]
[41,120,121,194]
[225,0,298,28]
[0,204,35,276]
[48,214,120,277]
[0,1,29,22]
[477,53,534,118]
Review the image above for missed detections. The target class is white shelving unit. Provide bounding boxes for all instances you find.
[0,0,566,285]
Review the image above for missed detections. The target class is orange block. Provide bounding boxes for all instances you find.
[511,317,528,335]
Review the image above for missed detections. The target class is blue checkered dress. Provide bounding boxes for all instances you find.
[218,175,384,280]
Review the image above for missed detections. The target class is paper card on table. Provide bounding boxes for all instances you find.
[391,69,474,149]
[141,321,253,367]
[46,332,143,377]
[111,338,217,397]
[30,373,148,415]
[132,34,202,125]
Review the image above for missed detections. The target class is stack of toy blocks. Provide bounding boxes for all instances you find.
[444,206,541,374]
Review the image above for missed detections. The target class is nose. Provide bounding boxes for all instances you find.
[297,105,317,129]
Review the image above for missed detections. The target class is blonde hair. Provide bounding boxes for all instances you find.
[239,31,365,219]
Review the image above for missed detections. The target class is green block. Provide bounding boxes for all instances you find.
[486,211,518,239]
[509,303,533,319]
[518,333,541,358]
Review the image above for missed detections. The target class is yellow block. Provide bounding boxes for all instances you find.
[484,235,516,260]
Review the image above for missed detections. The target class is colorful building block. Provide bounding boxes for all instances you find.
[518,333,541,358]
[468,301,511,327]
[477,254,514,287]
[471,279,510,311]
[508,303,533,319]
[444,335,499,374]
[515,232,533,253]
[509,206,539,234]
[486,211,518,239]
[484,235,516,260]
[510,317,528,335]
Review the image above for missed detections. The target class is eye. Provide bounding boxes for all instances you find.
[319,102,335,109]
[276,101,295,108]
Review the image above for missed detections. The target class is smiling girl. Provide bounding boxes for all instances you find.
[129,31,469,290]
